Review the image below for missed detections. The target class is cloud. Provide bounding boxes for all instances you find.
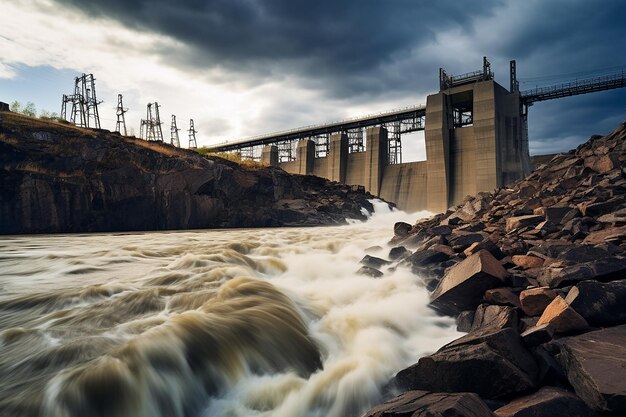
[1,0,625,152]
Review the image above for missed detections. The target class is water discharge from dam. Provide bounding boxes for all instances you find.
[0,201,460,417]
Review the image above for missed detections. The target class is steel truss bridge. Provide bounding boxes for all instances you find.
[207,61,626,164]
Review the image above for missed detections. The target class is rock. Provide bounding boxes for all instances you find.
[430,250,507,316]
[457,310,475,333]
[388,246,410,261]
[534,206,575,224]
[364,245,383,254]
[357,266,383,278]
[363,390,496,417]
[428,225,453,236]
[360,255,390,269]
[494,386,598,417]
[520,324,554,347]
[537,256,626,288]
[584,225,626,245]
[394,222,413,238]
[519,287,557,317]
[404,249,450,275]
[556,325,626,412]
[578,198,622,217]
[470,304,518,332]
[536,296,588,334]
[395,327,537,399]
[565,279,626,326]
[584,154,615,174]
[597,207,626,224]
[511,255,544,269]
[448,232,486,250]
[506,215,544,232]
[484,288,521,308]
[464,239,506,260]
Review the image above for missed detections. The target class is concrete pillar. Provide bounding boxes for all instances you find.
[425,92,452,213]
[328,132,348,183]
[473,81,499,193]
[296,139,315,175]
[364,126,387,196]
[261,145,278,166]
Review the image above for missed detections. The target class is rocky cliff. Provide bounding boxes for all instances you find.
[0,111,378,234]
[361,119,626,417]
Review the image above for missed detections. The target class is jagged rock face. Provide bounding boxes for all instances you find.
[0,113,377,234]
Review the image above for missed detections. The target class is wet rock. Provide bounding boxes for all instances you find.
[363,390,496,417]
[521,324,554,348]
[457,310,475,333]
[556,325,626,412]
[395,327,537,399]
[388,246,410,261]
[565,279,626,326]
[394,222,413,238]
[360,255,390,269]
[536,296,588,334]
[404,249,450,275]
[519,287,557,317]
[470,304,518,332]
[448,232,486,250]
[428,225,452,236]
[506,215,544,232]
[494,386,598,417]
[430,250,507,316]
[357,266,383,278]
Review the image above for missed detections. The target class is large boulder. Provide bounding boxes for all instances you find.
[363,390,496,417]
[395,328,538,399]
[470,304,519,332]
[494,386,598,417]
[565,279,626,326]
[556,325,626,412]
[430,250,507,316]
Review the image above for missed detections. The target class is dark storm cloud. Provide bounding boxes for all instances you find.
[52,0,626,152]
[51,0,502,96]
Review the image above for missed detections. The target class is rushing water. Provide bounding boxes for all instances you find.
[0,201,460,417]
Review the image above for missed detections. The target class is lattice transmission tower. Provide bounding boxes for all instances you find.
[140,102,164,141]
[115,94,128,135]
[61,73,102,128]
[188,119,198,148]
[170,115,181,147]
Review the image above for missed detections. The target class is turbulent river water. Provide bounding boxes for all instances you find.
[0,201,460,417]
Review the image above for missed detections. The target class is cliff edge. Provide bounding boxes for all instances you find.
[0,112,378,234]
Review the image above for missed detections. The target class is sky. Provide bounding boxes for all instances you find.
[0,0,625,158]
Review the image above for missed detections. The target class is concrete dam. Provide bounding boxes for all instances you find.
[207,59,626,213]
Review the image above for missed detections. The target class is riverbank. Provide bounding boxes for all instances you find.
[362,120,626,416]
[0,111,381,234]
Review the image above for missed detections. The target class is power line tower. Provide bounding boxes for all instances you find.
[61,73,102,128]
[140,102,164,141]
[115,94,128,135]
[170,115,181,147]
[188,119,198,148]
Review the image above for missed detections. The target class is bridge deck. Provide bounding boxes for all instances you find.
[521,70,626,104]
[207,105,425,152]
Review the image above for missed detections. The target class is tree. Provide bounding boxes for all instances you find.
[10,100,21,113]
[22,102,36,117]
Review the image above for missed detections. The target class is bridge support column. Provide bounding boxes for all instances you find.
[296,139,315,175]
[261,145,278,166]
[425,92,452,213]
[364,126,388,196]
[328,132,348,183]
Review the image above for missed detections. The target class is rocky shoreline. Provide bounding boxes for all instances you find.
[361,120,626,416]
[0,111,380,234]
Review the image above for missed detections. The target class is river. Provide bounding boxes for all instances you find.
[0,201,460,417]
